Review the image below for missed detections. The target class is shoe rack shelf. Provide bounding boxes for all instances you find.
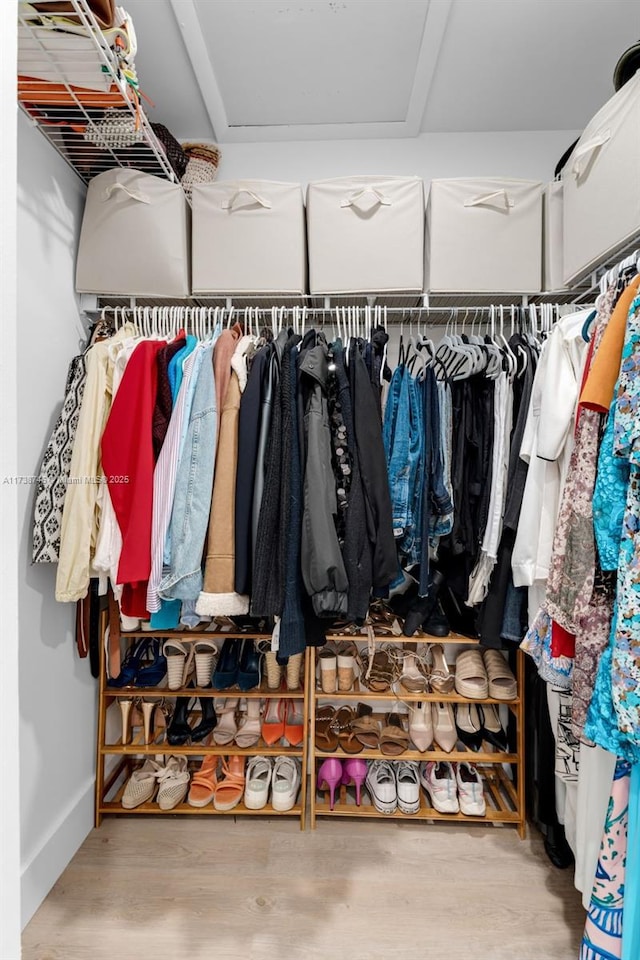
[95,606,310,829]
[314,767,519,824]
[309,638,526,838]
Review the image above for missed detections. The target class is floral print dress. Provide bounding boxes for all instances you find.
[610,295,640,749]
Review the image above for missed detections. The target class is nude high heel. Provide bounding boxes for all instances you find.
[141,699,155,745]
[119,698,133,745]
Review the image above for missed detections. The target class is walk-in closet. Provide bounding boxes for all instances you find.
[2,2,640,958]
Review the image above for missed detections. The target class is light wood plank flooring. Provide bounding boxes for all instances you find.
[23,817,585,960]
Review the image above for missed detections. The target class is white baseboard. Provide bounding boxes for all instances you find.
[21,779,94,930]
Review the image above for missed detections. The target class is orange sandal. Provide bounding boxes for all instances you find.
[213,756,246,811]
[187,755,218,807]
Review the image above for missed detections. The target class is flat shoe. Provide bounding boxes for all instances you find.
[454,649,489,699]
[351,702,380,748]
[315,705,339,751]
[482,648,517,700]
[335,705,364,755]
[379,712,409,756]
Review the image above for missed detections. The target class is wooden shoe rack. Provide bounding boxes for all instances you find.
[95,603,310,829]
[309,634,526,837]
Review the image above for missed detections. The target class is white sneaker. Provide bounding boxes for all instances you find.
[456,762,486,816]
[365,760,398,814]
[244,756,273,810]
[419,760,459,814]
[395,760,420,814]
[271,756,301,811]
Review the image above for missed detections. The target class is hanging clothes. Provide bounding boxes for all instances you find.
[101,337,167,618]
[55,324,135,603]
[32,350,87,564]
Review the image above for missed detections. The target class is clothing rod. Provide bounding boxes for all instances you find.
[83,304,589,319]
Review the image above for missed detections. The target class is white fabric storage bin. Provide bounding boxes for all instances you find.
[563,70,640,285]
[307,176,424,294]
[426,177,543,293]
[75,169,190,297]
[543,181,567,292]
[192,180,306,294]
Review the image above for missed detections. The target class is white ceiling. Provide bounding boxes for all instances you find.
[126,0,640,143]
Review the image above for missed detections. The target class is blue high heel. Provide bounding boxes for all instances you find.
[107,639,149,688]
[135,639,168,688]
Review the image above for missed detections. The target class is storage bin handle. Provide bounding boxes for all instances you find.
[102,182,151,204]
[222,189,272,211]
[340,187,392,211]
[464,189,514,209]
[571,130,611,179]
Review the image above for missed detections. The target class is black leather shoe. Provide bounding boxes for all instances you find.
[212,639,241,690]
[191,695,217,742]
[422,599,450,637]
[544,827,574,869]
[237,640,261,692]
[403,571,445,637]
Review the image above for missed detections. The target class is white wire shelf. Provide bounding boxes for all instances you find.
[17,0,178,185]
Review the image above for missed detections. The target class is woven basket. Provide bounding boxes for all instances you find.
[181,142,220,199]
[151,123,188,179]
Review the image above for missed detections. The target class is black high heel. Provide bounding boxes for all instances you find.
[479,704,508,752]
[191,696,217,742]
[166,689,195,746]
[455,702,483,752]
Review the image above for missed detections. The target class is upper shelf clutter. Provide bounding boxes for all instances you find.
[18,1,640,299]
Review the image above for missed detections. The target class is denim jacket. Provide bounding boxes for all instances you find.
[158,345,217,601]
[383,365,423,542]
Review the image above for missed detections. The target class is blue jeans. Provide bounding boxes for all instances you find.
[383,366,422,541]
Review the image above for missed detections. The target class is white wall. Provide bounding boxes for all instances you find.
[17,113,96,931]
[1,4,21,957]
[217,129,579,185]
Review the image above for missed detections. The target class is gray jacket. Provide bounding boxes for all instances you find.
[300,341,348,618]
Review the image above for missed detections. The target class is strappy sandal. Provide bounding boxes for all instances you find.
[187,755,218,807]
[315,705,339,752]
[379,712,410,756]
[429,642,455,694]
[454,649,489,699]
[335,706,364,755]
[213,756,246,811]
[351,702,381,748]
[212,698,239,745]
[367,602,404,636]
[482,649,517,700]
[392,648,429,693]
[360,648,396,693]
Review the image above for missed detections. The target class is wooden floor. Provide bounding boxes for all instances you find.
[23,817,585,960]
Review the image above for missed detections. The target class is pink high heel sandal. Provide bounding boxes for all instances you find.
[317,758,343,810]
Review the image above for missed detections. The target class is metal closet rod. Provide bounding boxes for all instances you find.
[85,304,573,320]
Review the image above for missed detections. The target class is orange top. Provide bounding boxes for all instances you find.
[580,274,640,413]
